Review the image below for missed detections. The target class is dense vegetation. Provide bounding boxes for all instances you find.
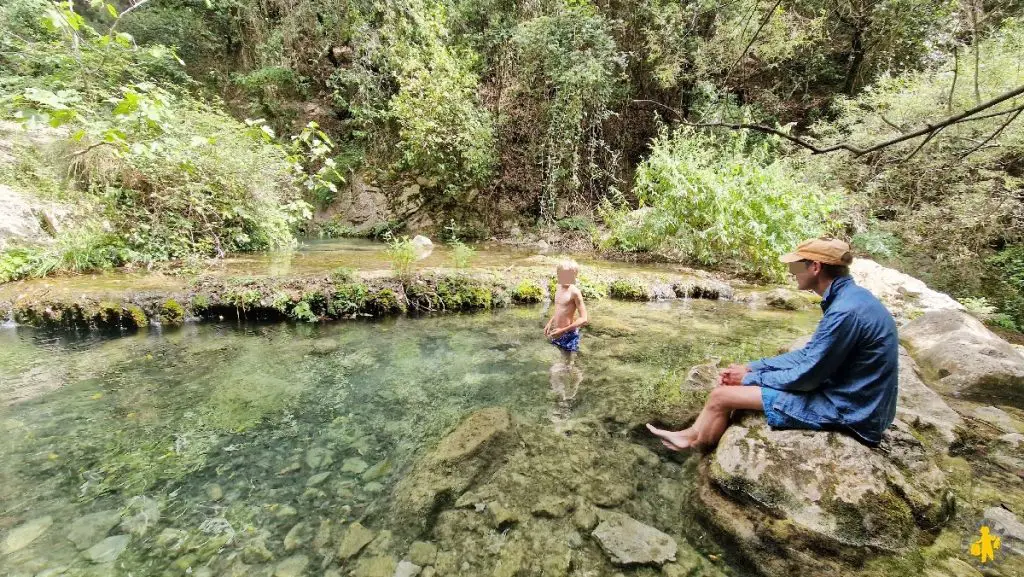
[0,0,1022,328]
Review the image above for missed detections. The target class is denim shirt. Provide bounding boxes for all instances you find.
[741,275,899,445]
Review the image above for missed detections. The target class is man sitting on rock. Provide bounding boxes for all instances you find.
[648,238,899,449]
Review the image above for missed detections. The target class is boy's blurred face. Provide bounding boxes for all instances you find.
[557,269,577,285]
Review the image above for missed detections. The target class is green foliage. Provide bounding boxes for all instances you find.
[609,279,648,301]
[117,3,222,66]
[556,216,595,233]
[0,226,127,282]
[0,0,310,279]
[604,128,841,280]
[290,301,318,323]
[959,296,997,317]
[852,226,902,260]
[513,5,626,219]
[806,21,1024,324]
[384,233,417,279]
[449,239,476,269]
[366,288,407,315]
[329,267,357,283]
[512,279,543,303]
[389,38,496,200]
[328,283,368,317]
[435,275,492,309]
[286,121,345,207]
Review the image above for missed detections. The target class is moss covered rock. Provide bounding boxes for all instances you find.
[609,278,648,301]
[511,279,544,303]
[698,414,955,576]
[902,309,1024,407]
[390,408,514,533]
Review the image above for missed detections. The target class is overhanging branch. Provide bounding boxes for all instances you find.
[631,84,1024,157]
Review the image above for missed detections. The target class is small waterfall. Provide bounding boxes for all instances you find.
[1,309,15,329]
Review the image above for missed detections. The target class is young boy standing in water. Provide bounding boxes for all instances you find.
[544,260,589,363]
[545,260,589,421]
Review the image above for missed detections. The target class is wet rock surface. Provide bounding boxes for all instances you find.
[591,509,677,566]
[902,310,1024,406]
[699,413,954,576]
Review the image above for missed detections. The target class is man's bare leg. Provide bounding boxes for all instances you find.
[647,386,764,450]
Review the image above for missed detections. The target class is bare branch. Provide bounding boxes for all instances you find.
[109,0,152,35]
[723,0,784,86]
[71,141,117,157]
[947,45,958,113]
[901,128,941,163]
[960,107,1023,159]
[633,84,1024,157]
[956,102,1024,123]
[878,113,905,133]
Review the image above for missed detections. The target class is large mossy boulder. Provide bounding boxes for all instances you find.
[390,407,515,533]
[696,414,954,577]
[901,310,1024,407]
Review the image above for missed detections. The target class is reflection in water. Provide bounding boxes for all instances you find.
[0,300,818,575]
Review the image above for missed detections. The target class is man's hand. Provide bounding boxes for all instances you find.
[718,364,750,386]
[548,327,566,339]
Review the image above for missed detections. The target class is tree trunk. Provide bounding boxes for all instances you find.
[844,27,866,96]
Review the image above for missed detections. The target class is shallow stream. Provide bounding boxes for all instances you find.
[1,295,818,576]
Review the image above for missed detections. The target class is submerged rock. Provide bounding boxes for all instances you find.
[2,516,53,554]
[591,510,677,566]
[391,408,514,533]
[273,554,309,577]
[342,457,369,475]
[120,496,161,536]
[67,509,121,550]
[901,310,1024,406]
[983,507,1024,556]
[394,560,422,577]
[305,447,334,470]
[283,522,311,552]
[349,555,398,577]
[338,522,376,560]
[698,414,954,576]
[406,541,438,566]
[84,535,130,564]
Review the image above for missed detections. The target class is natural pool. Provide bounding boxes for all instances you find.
[0,299,818,577]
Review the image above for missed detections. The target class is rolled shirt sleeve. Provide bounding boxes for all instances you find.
[742,309,859,392]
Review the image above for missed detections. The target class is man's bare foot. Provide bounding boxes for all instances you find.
[646,423,698,451]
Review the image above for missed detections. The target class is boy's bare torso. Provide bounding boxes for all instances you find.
[552,285,580,330]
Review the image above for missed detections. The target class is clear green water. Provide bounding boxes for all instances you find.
[0,299,817,576]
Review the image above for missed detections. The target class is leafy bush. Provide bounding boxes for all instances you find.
[384,233,416,279]
[449,239,476,269]
[0,1,310,279]
[389,40,496,200]
[604,128,841,280]
[513,5,626,219]
[852,226,902,260]
[556,217,596,233]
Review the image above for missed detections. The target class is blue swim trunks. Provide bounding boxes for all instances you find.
[760,387,823,431]
[550,329,580,352]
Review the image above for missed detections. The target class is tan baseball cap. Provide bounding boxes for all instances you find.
[779,238,853,265]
